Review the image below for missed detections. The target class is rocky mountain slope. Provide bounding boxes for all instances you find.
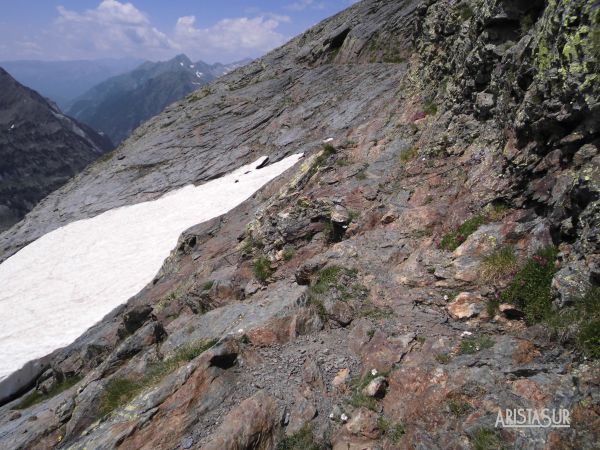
[0,68,113,233]
[0,59,143,110]
[67,55,251,145]
[0,0,599,449]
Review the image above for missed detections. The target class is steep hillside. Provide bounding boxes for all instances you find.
[67,55,251,145]
[0,68,113,233]
[0,0,599,449]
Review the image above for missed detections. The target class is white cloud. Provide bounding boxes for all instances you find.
[53,0,175,59]
[0,1,291,62]
[174,15,289,59]
[287,0,326,11]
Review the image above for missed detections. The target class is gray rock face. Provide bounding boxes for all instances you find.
[1,6,412,260]
[0,68,113,233]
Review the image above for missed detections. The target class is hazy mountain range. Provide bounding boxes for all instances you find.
[66,54,251,145]
[0,58,143,110]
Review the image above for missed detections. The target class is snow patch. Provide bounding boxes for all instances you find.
[196,71,203,78]
[179,62,184,66]
[0,154,303,383]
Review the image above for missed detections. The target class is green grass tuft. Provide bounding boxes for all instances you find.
[307,144,337,179]
[447,399,473,417]
[500,246,558,324]
[99,338,216,416]
[472,427,504,450]
[439,215,485,251]
[348,391,378,410]
[399,146,418,163]
[423,99,438,116]
[253,256,273,283]
[276,424,325,450]
[546,287,600,359]
[480,245,518,283]
[16,376,82,410]
[308,266,367,321]
[346,370,389,411]
[459,336,495,355]
[435,353,452,365]
[377,416,406,443]
[99,377,140,417]
[202,280,214,291]
[242,235,264,253]
[283,246,296,261]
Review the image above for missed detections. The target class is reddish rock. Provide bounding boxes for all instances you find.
[246,308,322,346]
[353,330,413,373]
[332,407,380,450]
[286,390,318,435]
[329,300,354,326]
[302,359,325,390]
[202,391,281,450]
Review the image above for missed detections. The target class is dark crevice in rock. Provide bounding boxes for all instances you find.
[209,352,238,370]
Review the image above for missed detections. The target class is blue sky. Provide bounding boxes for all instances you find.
[0,0,358,63]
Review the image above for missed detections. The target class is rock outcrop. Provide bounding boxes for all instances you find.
[0,0,598,449]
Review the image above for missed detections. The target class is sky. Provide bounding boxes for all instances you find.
[0,0,359,63]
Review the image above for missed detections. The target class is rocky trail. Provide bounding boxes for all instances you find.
[0,0,599,448]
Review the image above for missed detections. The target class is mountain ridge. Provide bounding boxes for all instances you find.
[66,54,252,145]
[0,67,113,233]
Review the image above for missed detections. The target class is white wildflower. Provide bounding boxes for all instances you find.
[340,413,348,422]
[371,368,378,376]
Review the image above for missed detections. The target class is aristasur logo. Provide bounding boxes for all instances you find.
[495,408,570,429]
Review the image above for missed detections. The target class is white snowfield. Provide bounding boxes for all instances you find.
[0,154,302,383]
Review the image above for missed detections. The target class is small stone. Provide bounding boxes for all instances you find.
[475,92,495,114]
[331,205,350,224]
[362,376,388,398]
[381,211,396,224]
[447,292,484,319]
[332,368,350,387]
